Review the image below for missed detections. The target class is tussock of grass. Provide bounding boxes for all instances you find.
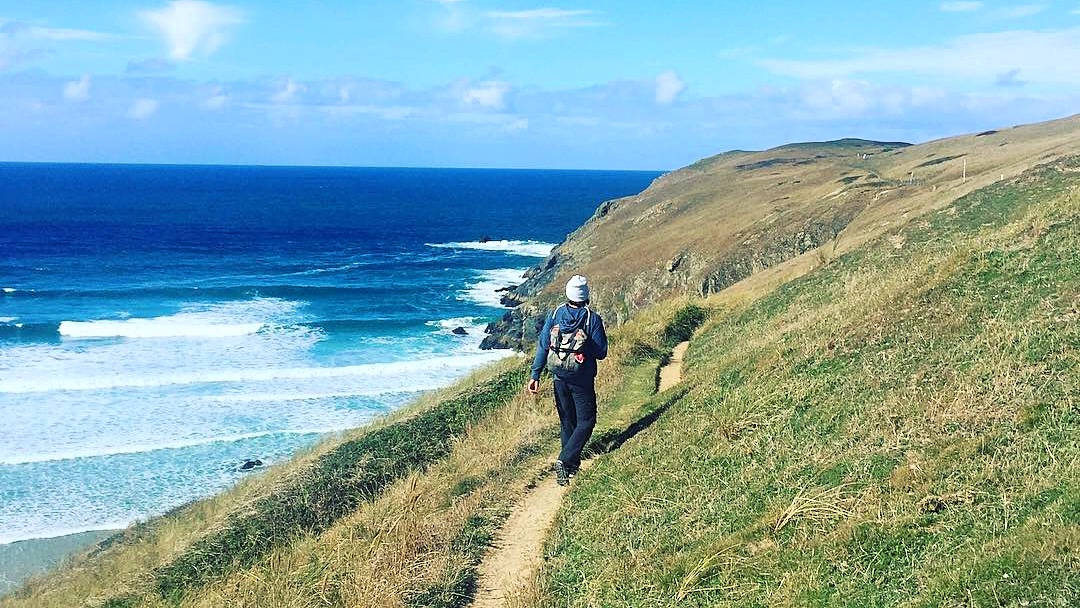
[660,303,709,348]
[538,158,1080,606]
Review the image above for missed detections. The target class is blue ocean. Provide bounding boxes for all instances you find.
[0,163,659,544]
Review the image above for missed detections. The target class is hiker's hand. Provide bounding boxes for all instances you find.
[527,379,539,394]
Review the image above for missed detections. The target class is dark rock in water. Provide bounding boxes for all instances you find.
[451,326,468,335]
[239,459,264,471]
[494,284,519,293]
[479,235,493,243]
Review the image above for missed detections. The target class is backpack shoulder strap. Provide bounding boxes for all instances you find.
[552,304,565,321]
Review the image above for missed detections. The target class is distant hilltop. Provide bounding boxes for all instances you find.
[482,114,1080,350]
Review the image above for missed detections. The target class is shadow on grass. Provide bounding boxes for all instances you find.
[584,386,690,459]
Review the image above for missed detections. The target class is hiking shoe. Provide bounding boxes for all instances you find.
[554,460,570,486]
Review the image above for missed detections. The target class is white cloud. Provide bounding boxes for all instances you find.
[272,78,303,104]
[127,57,175,74]
[320,104,415,120]
[30,26,123,41]
[758,28,1080,86]
[0,48,52,70]
[447,111,528,132]
[655,70,685,104]
[140,0,244,61]
[485,7,606,39]
[463,80,510,109]
[127,98,159,119]
[940,1,983,12]
[487,8,594,20]
[202,93,228,109]
[1,20,124,41]
[62,74,91,101]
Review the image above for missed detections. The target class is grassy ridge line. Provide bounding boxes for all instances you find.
[539,159,1080,606]
[116,365,530,604]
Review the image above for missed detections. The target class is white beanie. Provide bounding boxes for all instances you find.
[565,275,590,303]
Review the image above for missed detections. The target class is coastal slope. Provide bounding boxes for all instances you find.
[3,114,1078,608]
[483,114,1080,349]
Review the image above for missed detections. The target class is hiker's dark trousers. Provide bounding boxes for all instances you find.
[553,377,597,471]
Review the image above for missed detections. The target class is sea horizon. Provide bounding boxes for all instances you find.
[0,160,671,174]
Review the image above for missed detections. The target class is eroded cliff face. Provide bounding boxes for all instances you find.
[481,116,1080,351]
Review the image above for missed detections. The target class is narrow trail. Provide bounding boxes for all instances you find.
[658,340,689,392]
[471,341,690,607]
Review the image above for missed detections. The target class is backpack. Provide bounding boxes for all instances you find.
[545,305,592,375]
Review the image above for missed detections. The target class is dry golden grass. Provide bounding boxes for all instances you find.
[538,159,1080,606]
[539,114,1080,327]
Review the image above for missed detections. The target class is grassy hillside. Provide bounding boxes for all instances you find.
[484,114,1080,349]
[538,157,1079,606]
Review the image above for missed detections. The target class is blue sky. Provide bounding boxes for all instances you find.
[2,1,1079,169]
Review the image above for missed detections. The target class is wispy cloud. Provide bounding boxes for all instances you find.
[430,4,607,39]
[1,20,126,42]
[655,70,685,105]
[271,78,304,104]
[202,90,229,109]
[486,8,594,20]
[127,57,176,74]
[758,28,1080,86]
[127,98,160,119]
[995,68,1026,87]
[319,104,415,120]
[0,48,53,70]
[139,0,245,61]
[487,8,607,38]
[462,80,510,109]
[62,74,91,101]
[940,1,983,12]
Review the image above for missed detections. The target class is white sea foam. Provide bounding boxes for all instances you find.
[0,317,16,323]
[427,240,555,258]
[2,287,15,294]
[283,260,369,277]
[0,429,338,466]
[428,316,479,331]
[57,298,301,339]
[461,268,527,308]
[60,319,264,339]
[0,351,510,394]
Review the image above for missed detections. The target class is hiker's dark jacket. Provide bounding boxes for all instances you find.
[531,304,608,385]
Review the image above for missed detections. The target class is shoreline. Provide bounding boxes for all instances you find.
[0,529,118,596]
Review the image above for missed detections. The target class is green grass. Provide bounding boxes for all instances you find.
[538,158,1080,606]
[133,365,528,604]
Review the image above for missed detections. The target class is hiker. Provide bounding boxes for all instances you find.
[527,275,608,486]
